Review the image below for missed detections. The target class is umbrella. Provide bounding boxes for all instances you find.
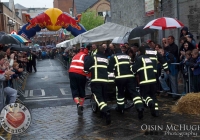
[29,46,36,51]
[128,26,156,40]
[0,31,6,36]
[111,37,128,44]
[9,44,30,52]
[46,45,54,48]
[34,44,40,47]
[10,34,29,43]
[143,17,184,30]
[0,34,19,44]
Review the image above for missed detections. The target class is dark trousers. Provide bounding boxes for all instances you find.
[27,61,37,72]
[140,83,158,108]
[30,61,37,72]
[69,72,86,98]
[115,78,143,110]
[91,82,109,112]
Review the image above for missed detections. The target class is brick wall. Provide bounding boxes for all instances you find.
[53,0,73,13]
[90,0,110,13]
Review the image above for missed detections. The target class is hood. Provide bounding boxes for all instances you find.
[181,26,188,33]
[80,48,89,54]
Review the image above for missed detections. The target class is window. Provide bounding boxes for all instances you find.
[98,12,103,16]
[98,11,111,17]
[69,8,73,15]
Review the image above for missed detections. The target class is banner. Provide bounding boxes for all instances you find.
[145,0,154,16]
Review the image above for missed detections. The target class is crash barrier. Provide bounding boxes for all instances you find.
[0,83,5,111]
[160,63,191,96]
[0,71,29,110]
[57,53,70,70]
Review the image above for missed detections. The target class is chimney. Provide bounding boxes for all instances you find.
[9,0,14,11]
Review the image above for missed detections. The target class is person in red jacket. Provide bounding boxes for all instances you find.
[68,44,92,115]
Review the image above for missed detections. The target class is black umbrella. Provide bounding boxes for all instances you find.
[128,26,156,40]
[0,34,19,44]
[0,31,6,36]
[9,44,30,52]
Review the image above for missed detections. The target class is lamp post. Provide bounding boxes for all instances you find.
[7,19,15,33]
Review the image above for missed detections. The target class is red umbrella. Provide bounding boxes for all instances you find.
[143,17,184,30]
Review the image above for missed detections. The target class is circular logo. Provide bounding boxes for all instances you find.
[0,103,31,134]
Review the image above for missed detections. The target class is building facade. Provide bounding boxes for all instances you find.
[110,0,200,44]
[90,0,110,17]
[53,0,73,14]
[0,1,23,34]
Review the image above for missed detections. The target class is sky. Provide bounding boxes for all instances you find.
[1,0,54,8]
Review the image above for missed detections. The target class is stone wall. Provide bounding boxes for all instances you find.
[110,0,200,45]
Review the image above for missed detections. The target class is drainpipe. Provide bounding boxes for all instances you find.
[174,0,179,46]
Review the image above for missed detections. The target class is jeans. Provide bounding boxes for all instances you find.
[4,87,17,104]
[159,72,178,97]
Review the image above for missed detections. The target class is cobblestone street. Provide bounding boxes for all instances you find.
[12,98,200,140]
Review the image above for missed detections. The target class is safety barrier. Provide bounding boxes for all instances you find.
[160,63,191,96]
[0,71,29,110]
[57,53,70,70]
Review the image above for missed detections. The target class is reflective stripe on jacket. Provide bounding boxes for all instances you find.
[108,53,134,79]
[89,54,108,82]
[132,55,156,85]
[69,52,87,76]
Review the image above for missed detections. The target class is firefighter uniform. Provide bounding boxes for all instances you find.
[145,47,169,95]
[145,47,169,72]
[84,52,111,125]
[132,55,159,117]
[108,52,144,119]
[91,49,97,56]
[68,48,89,115]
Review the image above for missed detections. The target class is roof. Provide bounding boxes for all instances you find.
[3,2,9,8]
[74,0,98,14]
[89,0,110,8]
[15,3,27,10]
[70,22,132,45]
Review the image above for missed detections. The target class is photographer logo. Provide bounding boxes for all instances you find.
[0,103,31,134]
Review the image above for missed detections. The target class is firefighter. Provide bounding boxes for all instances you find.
[132,46,159,117]
[108,46,144,120]
[145,40,169,73]
[91,44,98,56]
[68,44,91,115]
[84,45,111,125]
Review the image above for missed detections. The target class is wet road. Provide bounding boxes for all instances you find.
[9,58,200,140]
[19,58,90,109]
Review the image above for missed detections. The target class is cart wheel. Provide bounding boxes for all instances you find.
[90,94,99,113]
[124,99,134,110]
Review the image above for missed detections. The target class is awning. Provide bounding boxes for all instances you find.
[10,34,29,43]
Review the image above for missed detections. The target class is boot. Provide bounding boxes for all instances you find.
[149,103,159,117]
[137,108,144,120]
[115,106,124,114]
[104,111,111,125]
[77,104,83,115]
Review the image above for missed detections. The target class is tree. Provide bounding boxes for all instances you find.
[80,10,104,31]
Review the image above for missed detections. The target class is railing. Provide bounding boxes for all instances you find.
[0,71,29,110]
[161,63,191,96]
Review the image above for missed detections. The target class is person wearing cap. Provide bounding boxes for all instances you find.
[68,44,92,115]
[84,44,111,125]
